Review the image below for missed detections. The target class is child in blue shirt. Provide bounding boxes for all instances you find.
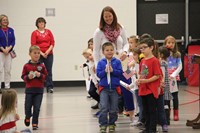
[96,42,123,133]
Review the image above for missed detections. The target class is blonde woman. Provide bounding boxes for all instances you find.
[0,14,15,91]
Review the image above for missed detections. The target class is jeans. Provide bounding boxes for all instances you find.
[40,54,54,89]
[99,89,118,126]
[157,94,167,126]
[25,93,43,124]
[134,89,143,122]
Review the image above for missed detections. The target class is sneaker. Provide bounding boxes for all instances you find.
[162,125,168,132]
[49,88,54,93]
[91,103,99,109]
[32,124,38,130]
[109,125,115,132]
[136,122,145,130]
[100,126,107,133]
[24,118,30,127]
[21,128,32,133]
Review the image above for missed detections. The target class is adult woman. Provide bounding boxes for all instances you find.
[0,14,15,90]
[93,6,128,66]
[31,17,55,93]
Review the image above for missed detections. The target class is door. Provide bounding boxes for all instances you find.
[137,0,186,82]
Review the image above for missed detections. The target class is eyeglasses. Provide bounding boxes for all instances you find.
[140,46,149,50]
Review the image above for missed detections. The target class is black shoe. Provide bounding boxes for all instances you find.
[91,103,99,109]
[24,118,30,127]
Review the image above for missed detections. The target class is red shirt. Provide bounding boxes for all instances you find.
[139,57,162,99]
[31,29,55,54]
[21,61,48,93]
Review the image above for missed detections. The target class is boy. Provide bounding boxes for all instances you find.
[21,45,48,130]
[96,42,123,133]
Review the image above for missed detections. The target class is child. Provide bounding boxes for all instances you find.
[164,35,182,121]
[82,48,100,109]
[96,42,123,132]
[157,46,173,132]
[0,89,20,133]
[127,47,143,126]
[137,37,162,133]
[21,45,48,130]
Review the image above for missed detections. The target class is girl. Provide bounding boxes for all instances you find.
[158,46,173,132]
[164,35,182,121]
[0,89,20,133]
[127,47,143,126]
[137,37,162,133]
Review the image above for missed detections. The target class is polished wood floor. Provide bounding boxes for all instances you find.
[1,85,200,133]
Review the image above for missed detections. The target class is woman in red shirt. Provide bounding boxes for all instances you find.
[31,17,55,93]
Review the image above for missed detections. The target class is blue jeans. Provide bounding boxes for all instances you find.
[25,93,43,124]
[157,94,167,126]
[134,89,143,122]
[99,89,118,126]
[40,54,54,89]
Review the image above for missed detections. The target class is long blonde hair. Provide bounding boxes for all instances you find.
[0,89,17,120]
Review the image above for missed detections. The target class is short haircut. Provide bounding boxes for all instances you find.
[102,42,114,51]
[35,17,46,28]
[82,48,93,56]
[29,45,40,53]
[139,37,154,47]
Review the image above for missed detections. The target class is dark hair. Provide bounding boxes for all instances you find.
[87,38,93,48]
[99,6,121,31]
[139,33,152,41]
[158,46,170,60]
[35,17,46,28]
[102,42,114,51]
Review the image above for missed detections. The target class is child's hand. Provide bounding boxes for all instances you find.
[169,75,174,80]
[15,114,20,121]
[95,83,99,89]
[128,60,135,68]
[126,85,131,90]
[120,52,127,61]
[160,80,165,88]
[109,65,113,72]
[136,79,140,85]
[28,72,34,79]
[35,71,41,77]
[138,79,148,84]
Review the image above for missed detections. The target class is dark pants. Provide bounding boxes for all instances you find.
[88,81,99,103]
[171,92,179,110]
[25,93,43,125]
[157,94,167,126]
[142,94,157,132]
[40,54,54,89]
[135,89,143,122]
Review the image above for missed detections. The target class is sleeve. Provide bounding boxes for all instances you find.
[170,58,182,78]
[48,30,55,47]
[111,60,123,77]
[10,28,15,47]
[21,65,29,82]
[31,31,37,45]
[40,65,48,82]
[93,28,102,67]
[153,59,162,75]
[96,61,107,79]
[120,27,129,54]
[160,62,165,80]
[89,65,98,85]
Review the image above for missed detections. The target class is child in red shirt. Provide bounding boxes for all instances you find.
[137,37,162,133]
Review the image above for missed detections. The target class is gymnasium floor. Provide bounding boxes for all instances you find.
[3,85,200,133]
